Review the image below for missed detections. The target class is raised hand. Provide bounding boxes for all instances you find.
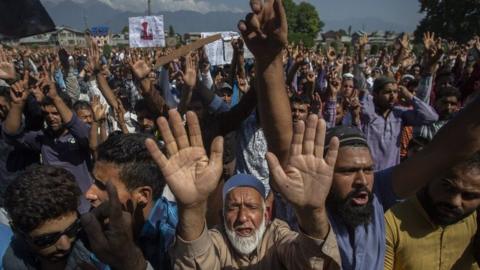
[358,33,369,48]
[182,52,197,89]
[327,71,341,98]
[237,76,249,93]
[266,115,339,210]
[87,35,101,71]
[10,75,29,105]
[306,71,316,84]
[0,46,15,80]
[398,85,414,101]
[92,95,107,123]
[39,75,59,100]
[399,32,410,50]
[237,0,288,60]
[145,110,223,208]
[326,47,336,63]
[423,32,436,52]
[81,182,147,270]
[129,54,152,80]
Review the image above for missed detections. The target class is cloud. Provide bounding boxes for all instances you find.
[43,0,244,13]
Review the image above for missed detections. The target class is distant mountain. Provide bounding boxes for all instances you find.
[41,0,415,34]
[42,0,244,33]
[323,18,416,33]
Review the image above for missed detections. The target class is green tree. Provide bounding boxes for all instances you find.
[168,25,175,37]
[102,44,112,58]
[121,25,129,34]
[370,44,379,55]
[415,0,480,42]
[283,0,324,48]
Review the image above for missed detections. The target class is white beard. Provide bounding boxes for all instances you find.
[224,217,267,256]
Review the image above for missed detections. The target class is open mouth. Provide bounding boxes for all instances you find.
[351,191,369,206]
[235,228,253,237]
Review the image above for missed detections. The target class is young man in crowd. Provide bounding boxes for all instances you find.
[290,95,310,123]
[1,165,107,269]
[2,78,92,213]
[385,152,480,269]
[359,76,438,171]
[85,133,177,270]
[417,86,461,140]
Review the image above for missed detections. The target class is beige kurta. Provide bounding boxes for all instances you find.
[170,219,342,269]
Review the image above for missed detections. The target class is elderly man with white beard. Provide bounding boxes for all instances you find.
[145,110,342,269]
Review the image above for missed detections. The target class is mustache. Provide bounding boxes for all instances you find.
[435,202,463,215]
[346,186,372,199]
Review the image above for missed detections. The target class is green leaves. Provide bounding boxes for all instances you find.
[415,0,480,43]
[283,0,324,47]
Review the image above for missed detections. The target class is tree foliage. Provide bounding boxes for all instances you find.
[283,0,324,47]
[415,0,480,42]
[168,25,175,37]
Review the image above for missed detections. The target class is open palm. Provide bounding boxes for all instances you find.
[266,115,339,209]
[146,110,223,207]
[0,62,15,80]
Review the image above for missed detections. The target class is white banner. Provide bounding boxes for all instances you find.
[201,32,253,66]
[129,16,165,48]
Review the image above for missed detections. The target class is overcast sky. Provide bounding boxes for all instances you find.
[43,0,425,30]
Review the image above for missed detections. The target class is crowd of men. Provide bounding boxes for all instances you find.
[1,0,480,269]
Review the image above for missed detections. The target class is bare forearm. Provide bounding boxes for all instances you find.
[393,96,480,197]
[4,103,25,134]
[295,208,330,240]
[118,119,129,134]
[358,47,366,64]
[256,56,293,166]
[178,204,207,241]
[178,85,193,116]
[89,122,99,154]
[228,52,238,86]
[237,56,246,79]
[96,74,119,109]
[53,96,73,124]
[99,122,108,143]
[144,86,166,117]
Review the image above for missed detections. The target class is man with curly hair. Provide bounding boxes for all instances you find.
[1,165,107,270]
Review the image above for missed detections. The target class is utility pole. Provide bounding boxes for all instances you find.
[147,0,151,16]
[83,11,89,31]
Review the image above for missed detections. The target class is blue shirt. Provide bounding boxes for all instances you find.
[328,167,401,270]
[139,197,178,270]
[2,114,92,213]
[0,224,13,270]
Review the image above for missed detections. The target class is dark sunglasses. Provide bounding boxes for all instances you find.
[22,218,82,248]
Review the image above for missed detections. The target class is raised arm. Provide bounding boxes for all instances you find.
[177,53,198,115]
[89,95,107,155]
[42,78,73,124]
[130,58,167,117]
[216,85,257,135]
[393,33,409,68]
[145,110,223,241]
[239,0,292,166]
[266,115,339,239]
[4,78,29,134]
